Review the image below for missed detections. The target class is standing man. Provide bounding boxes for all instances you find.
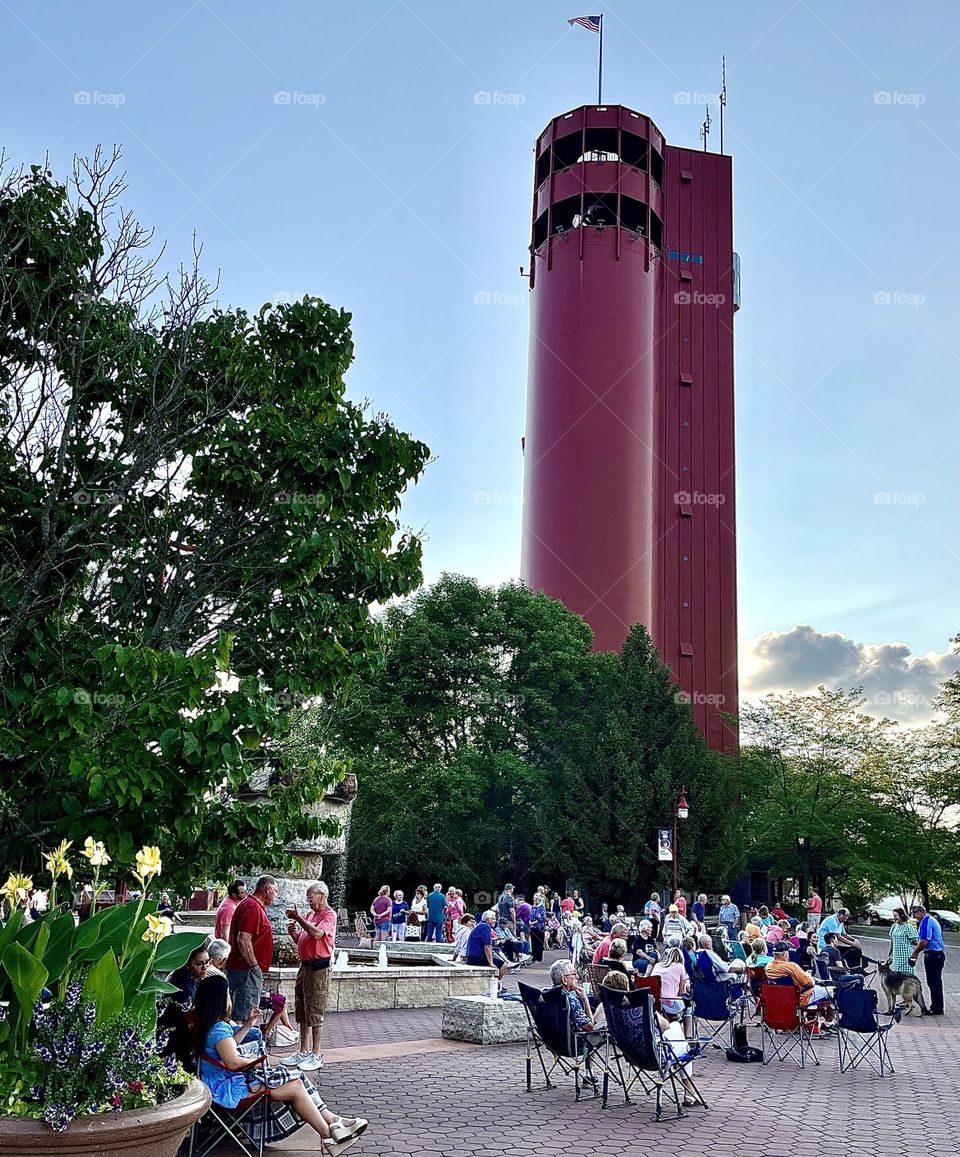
[214,880,246,941]
[425,883,446,943]
[225,874,278,1020]
[497,884,517,935]
[691,893,707,924]
[910,904,945,1016]
[717,895,740,939]
[284,882,335,1069]
[805,889,822,930]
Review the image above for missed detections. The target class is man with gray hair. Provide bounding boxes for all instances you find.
[283,881,335,1070]
[465,909,509,985]
[225,874,278,1020]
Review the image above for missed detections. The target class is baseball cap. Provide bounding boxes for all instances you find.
[774,940,791,953]
[669,904,679,913]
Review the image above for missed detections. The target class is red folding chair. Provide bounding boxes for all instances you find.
[633,973,663,1013]
[759,983,820,1069]
[186,1049,271,1156]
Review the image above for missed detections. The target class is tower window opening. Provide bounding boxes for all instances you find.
[533,209,549,251]
[580,126,619,163]
[552,133,582,173]
[649,211,663,249]
[651,148,664,186]
[551,194,582,236]
[620,131,648,171]
[535,149,551,188]
[620,196,647,236]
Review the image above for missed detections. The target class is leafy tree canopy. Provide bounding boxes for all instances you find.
[0,152,430,889]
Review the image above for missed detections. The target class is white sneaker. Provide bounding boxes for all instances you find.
[280,1050,308,1067]
[297,1052,322,1071]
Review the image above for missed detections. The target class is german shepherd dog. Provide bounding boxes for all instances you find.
[878,962,927,1016]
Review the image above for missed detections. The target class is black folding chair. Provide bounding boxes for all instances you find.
[599,987,707,1121]
[835,985,897,1076]
[518,981,605,1102]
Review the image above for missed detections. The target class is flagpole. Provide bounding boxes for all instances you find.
[597,14,603,104]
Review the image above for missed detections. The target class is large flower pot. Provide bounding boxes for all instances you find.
[0,1079,210,1155]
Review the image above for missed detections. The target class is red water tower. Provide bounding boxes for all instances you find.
[521,104,739,751]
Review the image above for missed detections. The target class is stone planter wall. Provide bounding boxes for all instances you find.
[0,1079,209,1156]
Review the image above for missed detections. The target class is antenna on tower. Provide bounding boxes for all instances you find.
[719,55,727,154]
[700,104,711,152]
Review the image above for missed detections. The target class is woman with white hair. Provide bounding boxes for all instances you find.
[207,938,231,977]
[631,920,659,974]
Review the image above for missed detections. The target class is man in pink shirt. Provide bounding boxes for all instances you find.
[214,880,246,941]
[805,890,822,930]
[592,922,630,965]
[285,882,337,1068]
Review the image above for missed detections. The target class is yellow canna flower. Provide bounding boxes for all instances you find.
[134,846,162,881]
[42,839,74,881]
[81,837,111,868]
[141,912,174,943]
[2,874,33,906]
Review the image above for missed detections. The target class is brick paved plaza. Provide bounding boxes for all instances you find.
[210,935,959,1157]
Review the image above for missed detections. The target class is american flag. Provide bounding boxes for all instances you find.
[568,14,601,32]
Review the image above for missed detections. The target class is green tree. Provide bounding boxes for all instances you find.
[328,574,741,905]
[0,153,430,888]
[737,687,896,901]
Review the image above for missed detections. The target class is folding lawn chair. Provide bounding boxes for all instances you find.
[185,1052,271,1157]
[598,986,708,1121]
[758,983,820,1069]
[518,981,606,1102]
[835,984,897,1076]
[632,973,663,1012]
[691,972,744,1050]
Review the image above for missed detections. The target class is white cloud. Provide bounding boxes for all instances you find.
[740,624,960,725]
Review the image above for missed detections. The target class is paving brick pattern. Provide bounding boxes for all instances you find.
[213,938,960,1157]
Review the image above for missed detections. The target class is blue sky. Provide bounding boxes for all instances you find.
[4,1,958,718]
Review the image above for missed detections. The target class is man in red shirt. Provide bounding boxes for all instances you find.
[805,890,823,930]
[592,922,629,965]
[283,881,337,1069]
[225,874,278,1020]
[214,880,246,941]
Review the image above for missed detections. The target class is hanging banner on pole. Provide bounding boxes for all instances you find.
[657,828,673,861]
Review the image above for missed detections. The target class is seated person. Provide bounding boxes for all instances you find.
[749,937,772,967]
[709,926,733,962]
[495,918,532,963]
[206,938,231,979]
[630,919,659,973]
[592,922,630,965]
[193,975,366,1152]
[603,970,700,1107]
[744,917,764,942]
[161,945,210,1066]
[764,942,835,1023]
[547,959,604,1079]
[465,910,510,985]
[817,930,844,972]
[453,913,476,961]
[602,938,633,974]
[696,933,746,984]
[651,947,692,1033]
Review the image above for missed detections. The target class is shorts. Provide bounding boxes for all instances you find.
[227,967,263,1022]
[295,962,330,1027]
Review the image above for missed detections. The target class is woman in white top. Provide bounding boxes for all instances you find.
[410,885,429,940]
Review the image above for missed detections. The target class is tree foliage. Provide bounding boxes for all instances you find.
[737,684,960,907]
[0,153,430,888]
[325,574,742,906]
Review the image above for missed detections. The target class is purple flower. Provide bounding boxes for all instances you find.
[65,981,83,1011]
[34,1044,53,1062]
[43,1104,74,1132]
[82,1003,96,1026]
[0,1005,7,1023]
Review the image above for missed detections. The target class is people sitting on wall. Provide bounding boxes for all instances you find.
[453,913,476,962]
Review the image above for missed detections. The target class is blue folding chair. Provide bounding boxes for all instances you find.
[690,970,744,1050]
[835,985,897,1076]
[518,981,604,1102]
[598,987,707,1121]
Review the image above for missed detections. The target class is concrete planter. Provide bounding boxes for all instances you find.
[0,1079,210,1156]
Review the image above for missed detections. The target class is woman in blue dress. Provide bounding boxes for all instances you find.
[193,975,367,1154]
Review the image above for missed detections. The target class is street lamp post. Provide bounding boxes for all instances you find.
[672,786,689,899]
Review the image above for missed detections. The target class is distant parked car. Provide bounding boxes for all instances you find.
[930,909,960,930]
[864,904,895,925]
